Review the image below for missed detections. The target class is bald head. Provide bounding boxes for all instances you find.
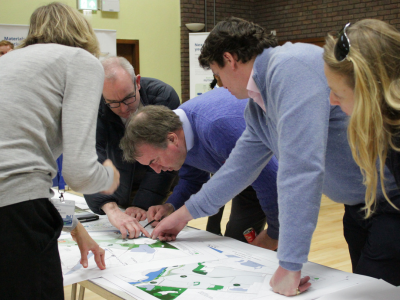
[101,56,141,119]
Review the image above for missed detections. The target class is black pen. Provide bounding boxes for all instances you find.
[79,216,99,223]
[143,219,157,228]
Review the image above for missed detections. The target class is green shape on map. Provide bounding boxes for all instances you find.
[192,262,207,275]
[120,239,178,250]
[208,285,223,290]
[149,240,178,250]
[233,283,240,286]
[138,286,187,300]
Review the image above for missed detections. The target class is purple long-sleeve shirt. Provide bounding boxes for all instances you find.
[166,88,279,239]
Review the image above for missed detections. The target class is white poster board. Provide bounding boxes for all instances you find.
[0,24,117,56]
[189,32,214,99]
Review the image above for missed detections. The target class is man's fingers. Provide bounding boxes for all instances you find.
[151,221,159,228]
[141,227,151,238]
[146,208,155,220]
[154,210,164,222]
[299,276,311,293]
[125,223,137,239]
[119,226,128,239]
[299,276,310,286]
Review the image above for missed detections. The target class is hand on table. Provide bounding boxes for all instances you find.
[147,203,175,227]
[270,266,311,296]
[102,202,150,239]
[250,229,278,251]
[101,159,120,195]
[125,206,147,221]
[70,222,106,270]
[151,205,193,241]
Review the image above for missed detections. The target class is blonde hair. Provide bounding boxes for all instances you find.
[0,40,14,49]
[19,2,100,57]
[323,19,400,217]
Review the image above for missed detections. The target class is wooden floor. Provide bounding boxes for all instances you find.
[64,195,351,299]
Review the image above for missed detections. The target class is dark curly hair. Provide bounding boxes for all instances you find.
[199,17,278,69]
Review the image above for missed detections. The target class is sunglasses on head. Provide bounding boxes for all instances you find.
[334,23,351,61]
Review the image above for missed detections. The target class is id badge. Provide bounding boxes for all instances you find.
[51,198,75,227]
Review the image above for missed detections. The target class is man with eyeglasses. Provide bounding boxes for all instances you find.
[84,56,180,239]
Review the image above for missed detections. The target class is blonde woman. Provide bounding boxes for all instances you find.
[324,19,400,286]
[0,2,120,298]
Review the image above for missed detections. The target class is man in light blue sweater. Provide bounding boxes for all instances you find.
[120,87,279,248]
[150,17,400,294]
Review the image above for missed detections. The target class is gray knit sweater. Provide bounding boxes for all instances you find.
[0,43,113,208]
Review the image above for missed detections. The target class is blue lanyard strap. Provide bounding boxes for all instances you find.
[56,156,65,200]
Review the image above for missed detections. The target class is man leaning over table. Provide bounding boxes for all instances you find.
[147,17,400,296]
[84,56,180,239]
[120,87,279,249]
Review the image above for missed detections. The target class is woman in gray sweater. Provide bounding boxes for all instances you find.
[0,3,119,299]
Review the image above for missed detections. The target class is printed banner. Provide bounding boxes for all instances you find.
[0,24,116,56]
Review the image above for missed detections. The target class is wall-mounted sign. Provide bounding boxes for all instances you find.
[189,33,214,99]
[77,0,98,10]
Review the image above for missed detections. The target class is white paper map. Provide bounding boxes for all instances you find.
[59,228,224,285]
[101,238,377,300]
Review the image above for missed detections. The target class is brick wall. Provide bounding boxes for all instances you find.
[256,0,400,43]
[180,0,400,101]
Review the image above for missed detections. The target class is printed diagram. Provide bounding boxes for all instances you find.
[116,262,266,299]
[103,242,276,300]
[206,244,274,273]
[59,231,198,271]
[58,230,205,285]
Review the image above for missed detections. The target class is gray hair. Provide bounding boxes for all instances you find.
[101,56,136,83]
[120,105,183,162]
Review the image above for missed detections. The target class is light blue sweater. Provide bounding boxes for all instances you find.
[185,43,400,271]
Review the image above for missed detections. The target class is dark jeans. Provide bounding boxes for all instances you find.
[206,186,267,243]
[0,198,64,299]
[344,198,400,286]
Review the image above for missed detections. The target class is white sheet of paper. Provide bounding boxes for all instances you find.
[317,279,399,300]
[60,229,224,286]
[100,236,379,300]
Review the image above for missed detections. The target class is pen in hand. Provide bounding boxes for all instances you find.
[140,218,164,237]
[143,219,157,229]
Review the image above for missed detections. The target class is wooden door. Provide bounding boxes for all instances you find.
[116,39,140,74]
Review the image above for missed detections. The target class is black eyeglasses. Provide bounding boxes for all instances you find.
[334,23,351,62]
[105,93,137,109]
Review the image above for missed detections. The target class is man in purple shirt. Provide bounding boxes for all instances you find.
[120,87,279,249]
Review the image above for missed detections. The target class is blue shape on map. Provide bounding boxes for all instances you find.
[137,284,155,291]
[238,259,264,269]
[129,268,167,285]
[130,244,155,254]
[208,246,223,253]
